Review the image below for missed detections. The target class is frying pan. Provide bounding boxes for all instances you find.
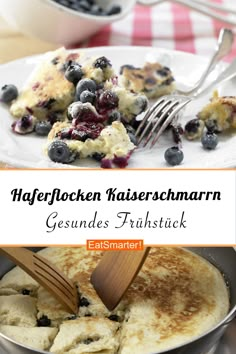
[0,247,235,354]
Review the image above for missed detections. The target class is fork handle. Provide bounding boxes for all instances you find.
[196,58,236,99]
[178,28,233,97]
[0,247,34,272]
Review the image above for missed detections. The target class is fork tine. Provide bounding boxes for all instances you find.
[33,254,74,291]
[0,247,78,314]
[137,98,176,145]
[150,99,191,148]
[33,255,78,313]
[142,99,181,147]
[137,100,169,144]
[33,256,75,298]
[34,268,78,313]
[135,98,166,138]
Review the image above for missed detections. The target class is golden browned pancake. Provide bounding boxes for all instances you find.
[0,247,229,353]
[119,62,175,98]
[198,90,236,132]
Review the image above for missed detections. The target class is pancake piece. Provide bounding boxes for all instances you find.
[47,121,134,163]
[198,91,236,132]
[37,287,72,326]
[0,294,37,327]
[119,62,175,98]
[0,266,39,296]
[0,325,58,351]
[9,48,115,122]
[10,48,78,121]
[0,288,18,296]
[50,318,120,354]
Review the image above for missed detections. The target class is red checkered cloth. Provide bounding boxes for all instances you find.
[75,0,236,62]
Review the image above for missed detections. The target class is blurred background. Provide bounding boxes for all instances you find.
[0,0,235,63]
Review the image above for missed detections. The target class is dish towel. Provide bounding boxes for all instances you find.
[75,0,236,62]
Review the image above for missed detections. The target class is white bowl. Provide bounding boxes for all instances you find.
[0,0,136,45]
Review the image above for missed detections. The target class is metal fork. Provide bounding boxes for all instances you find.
[0,247,78,314]
[135,27,233,147]
[136,57,236,148]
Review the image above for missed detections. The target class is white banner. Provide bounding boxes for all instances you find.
[0,170,235,246]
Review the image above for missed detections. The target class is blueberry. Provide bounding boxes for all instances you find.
[35,121,52,136]
[59,128,72,139]
[78,0,90,11]
[90,4,103,15]
[205,118,219,133]
[22,289,30,295]
[134,96,148,113]
[65,62,83,84]
[71,129,88,141]
[119,64,136,75]
[93,56,111,69]
[98,90,119,111]
[37,98,56,109]
[106,5,122,16]
[185,118,201,134]
[80,90,95,104]
[48,141,76,163]
[76,79,97,100]
[0,84,18,103]
[201,131,218,150]
[124,125,137,144]
[130,118,142,130]
[112,155,129,168]
[12,115,36,135]
[37,315,51,327]
[101,158,112,169]
[156,66,171,77]
[164,146,184,166]
[185,118,204,140]
[83,338,94,345]
[92,152,105,161]
[125,124,136,135]
[128,132,137,145]
[51,56,60,65]
[108,314,120,322]
[171,124,184,144]
[108,110,121,124]
[80,297,90,307]
[66,315,77,320]
[68,102,98,123]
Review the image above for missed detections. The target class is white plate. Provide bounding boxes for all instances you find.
[0,46,236,169]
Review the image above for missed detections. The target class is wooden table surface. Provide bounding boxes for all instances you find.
[0,17,58,168]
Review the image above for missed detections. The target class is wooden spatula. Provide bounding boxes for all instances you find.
[90,247,150,311]
[0,247,78,314]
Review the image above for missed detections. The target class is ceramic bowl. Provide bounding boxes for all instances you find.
[0,0,136,45]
